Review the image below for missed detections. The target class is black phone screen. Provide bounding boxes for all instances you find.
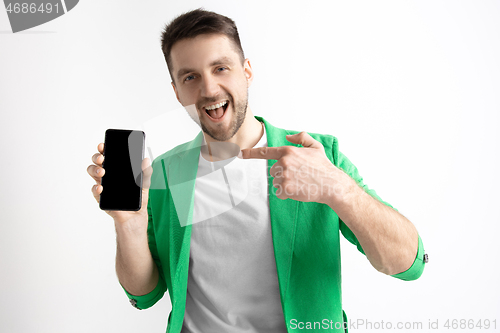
[99,129,145,211]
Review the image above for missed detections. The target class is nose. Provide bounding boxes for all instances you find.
[200,75,220,98]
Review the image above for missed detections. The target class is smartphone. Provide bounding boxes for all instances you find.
[99,129,145,211]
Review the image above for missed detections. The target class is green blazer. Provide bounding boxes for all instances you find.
[122,115,426,332]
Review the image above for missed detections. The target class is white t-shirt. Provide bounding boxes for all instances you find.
[181,122,287,333]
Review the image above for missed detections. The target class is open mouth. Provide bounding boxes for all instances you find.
[204,100,229,121]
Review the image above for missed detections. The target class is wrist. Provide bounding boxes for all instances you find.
[323,169,358,210]
[114,216,148,240]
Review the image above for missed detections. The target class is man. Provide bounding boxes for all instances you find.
[87,8,427,333]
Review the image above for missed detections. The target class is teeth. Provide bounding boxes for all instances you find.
[205,100,228,110]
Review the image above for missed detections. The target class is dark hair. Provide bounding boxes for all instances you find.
[160,8,245,83]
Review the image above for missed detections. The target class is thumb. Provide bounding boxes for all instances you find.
[141,157,153,190]
[286,131,322,149]
[139,157,152,212]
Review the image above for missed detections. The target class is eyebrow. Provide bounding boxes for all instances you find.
[176,57,236,81]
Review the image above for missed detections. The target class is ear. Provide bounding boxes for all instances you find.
[243,58,254,87]
[171,81,181,104]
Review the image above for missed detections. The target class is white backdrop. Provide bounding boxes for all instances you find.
[1,1,499,332]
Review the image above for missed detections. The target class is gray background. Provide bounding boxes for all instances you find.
[1,1,499,332]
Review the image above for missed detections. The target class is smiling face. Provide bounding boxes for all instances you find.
[170,33,253,142]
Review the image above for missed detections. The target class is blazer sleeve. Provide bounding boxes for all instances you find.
[120,193,168,309]
[333,142,426,281]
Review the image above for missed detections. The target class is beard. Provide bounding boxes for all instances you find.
[199,90,248,142]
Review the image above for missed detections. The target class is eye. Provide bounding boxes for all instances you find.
[184,75,195,82]
[216,67,228,72]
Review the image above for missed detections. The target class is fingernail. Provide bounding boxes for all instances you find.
[237,151,243,159]
[96,168,100,174]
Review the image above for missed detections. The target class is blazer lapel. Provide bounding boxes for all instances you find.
[165,131,203,283]
[256,116,300,307]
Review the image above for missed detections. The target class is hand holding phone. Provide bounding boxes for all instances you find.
[87,129,152,224]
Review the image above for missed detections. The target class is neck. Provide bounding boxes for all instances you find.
[202,105,264,161]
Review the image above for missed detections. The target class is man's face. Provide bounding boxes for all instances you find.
[170,34,253,142]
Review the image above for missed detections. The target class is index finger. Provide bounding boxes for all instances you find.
[240,146,285,160]
[98,142,104,154]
